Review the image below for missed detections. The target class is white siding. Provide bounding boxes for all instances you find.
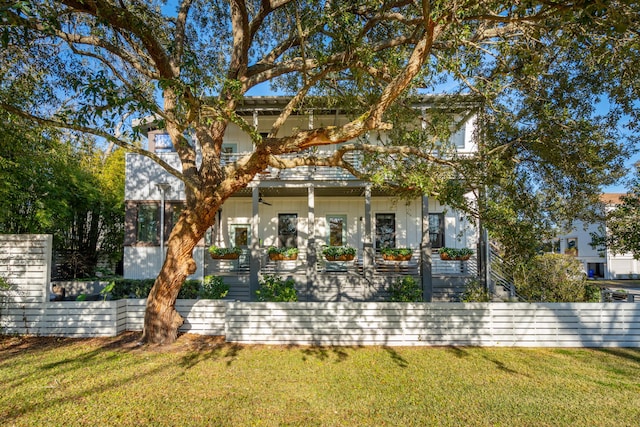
[124,246,207,280]
[125,152,184,201]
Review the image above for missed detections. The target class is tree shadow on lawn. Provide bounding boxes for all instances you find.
[291,344,409,368]
[0,332,194,425]
[298,344,352,363]
[594,347,640,364]
[178,335,243,369]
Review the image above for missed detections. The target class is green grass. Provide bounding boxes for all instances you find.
[1,333,639,426]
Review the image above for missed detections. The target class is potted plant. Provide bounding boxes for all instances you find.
[439,247,473,261]
[208,245,242,260]
[322,246,356,261]
[381,247,413,261]
[267,246,299,261]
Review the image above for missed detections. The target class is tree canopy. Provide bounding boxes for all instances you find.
[0,110,125,277]
[1,0,638,342]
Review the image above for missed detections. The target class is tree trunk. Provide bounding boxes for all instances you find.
[141,210,206,344]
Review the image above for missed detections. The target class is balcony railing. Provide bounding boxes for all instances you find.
[222,151,363,181]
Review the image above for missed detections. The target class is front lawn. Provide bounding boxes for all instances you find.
[1,333,638,426]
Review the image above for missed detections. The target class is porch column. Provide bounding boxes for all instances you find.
[421,195,433,301]
[250,186,260,300]
[306,185,317,299]
[363,185,373,279]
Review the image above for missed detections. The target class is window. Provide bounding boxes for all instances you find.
[566,238,578,256]
[375,213,396,249]
[451,124,466,148]
[327,215,347,246]
[137,204,159,244]
[278,213,298,248]
[154,133,174,153]
[428,213,444,248]
[221,143,237,154]
[170,203,184,229]
[232,225,250,248]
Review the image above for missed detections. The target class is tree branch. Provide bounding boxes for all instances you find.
[172,0,195,73]
[0,103,198,191]
[59,0,174,78]
[228,0,250,80]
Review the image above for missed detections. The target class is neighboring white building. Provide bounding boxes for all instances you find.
[123,96,481,301]
[558,194,640,279]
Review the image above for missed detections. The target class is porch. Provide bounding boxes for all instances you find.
[205,246,477,302]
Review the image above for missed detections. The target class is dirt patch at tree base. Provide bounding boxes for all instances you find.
[0,331,227,355]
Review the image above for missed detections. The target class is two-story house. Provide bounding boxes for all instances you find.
[557,194,640,279]
[124,97,481,301]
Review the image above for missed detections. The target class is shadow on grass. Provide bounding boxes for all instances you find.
[0,333,180,424]
[383,346,409,368]
[445,345,471,358]
[179,341,244,369]
[298,345,353,362]
[481,354,522,375]
[594,348,640,364]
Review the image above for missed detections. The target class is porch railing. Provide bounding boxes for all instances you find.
[432,249,477,275]
[207,245,478,278]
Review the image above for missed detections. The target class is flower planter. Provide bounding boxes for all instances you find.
[325,254,355,262]
[210,253,240,260]
[439,253,471,261]
[382,253,412,261]
[269,253,298,261]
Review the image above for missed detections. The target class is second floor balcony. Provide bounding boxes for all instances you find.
[222,151,364,182]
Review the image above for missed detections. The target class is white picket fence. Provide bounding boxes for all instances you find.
[1,235,639,347]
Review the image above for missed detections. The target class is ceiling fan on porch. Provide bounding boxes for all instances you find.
[258,193,272,206]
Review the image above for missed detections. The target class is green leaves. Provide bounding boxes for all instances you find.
[256,275,298,302]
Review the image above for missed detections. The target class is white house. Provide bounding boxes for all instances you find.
[123,96,482,301]
[558,194,640,279]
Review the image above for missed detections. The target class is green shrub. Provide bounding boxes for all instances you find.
[256,274,297,302]
[461,279,491,302]
[388,276,422,302]
[585,282,602,302]
[267,246,299,257]
[322,246,356,257]
[110,278,220,300]
[380,247,412,257]
[110,279,155,299]
[199,275,229,299]
[208,245,242,256]
[177,280,201,299]
[439,247,474,259]
[0,275,10,292]
[514,253,598,302]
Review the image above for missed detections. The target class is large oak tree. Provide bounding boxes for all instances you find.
[1,0,636,343]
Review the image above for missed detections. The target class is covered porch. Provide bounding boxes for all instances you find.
[204,183,479,302]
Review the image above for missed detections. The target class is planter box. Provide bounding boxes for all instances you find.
[269,253,298,261]
[325,254,355,261]
[210,253,240,260]
[440,253,471,261]
[382,253,412,261]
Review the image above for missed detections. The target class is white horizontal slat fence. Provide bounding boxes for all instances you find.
[2,234,639,346]
[225,302,640,347]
